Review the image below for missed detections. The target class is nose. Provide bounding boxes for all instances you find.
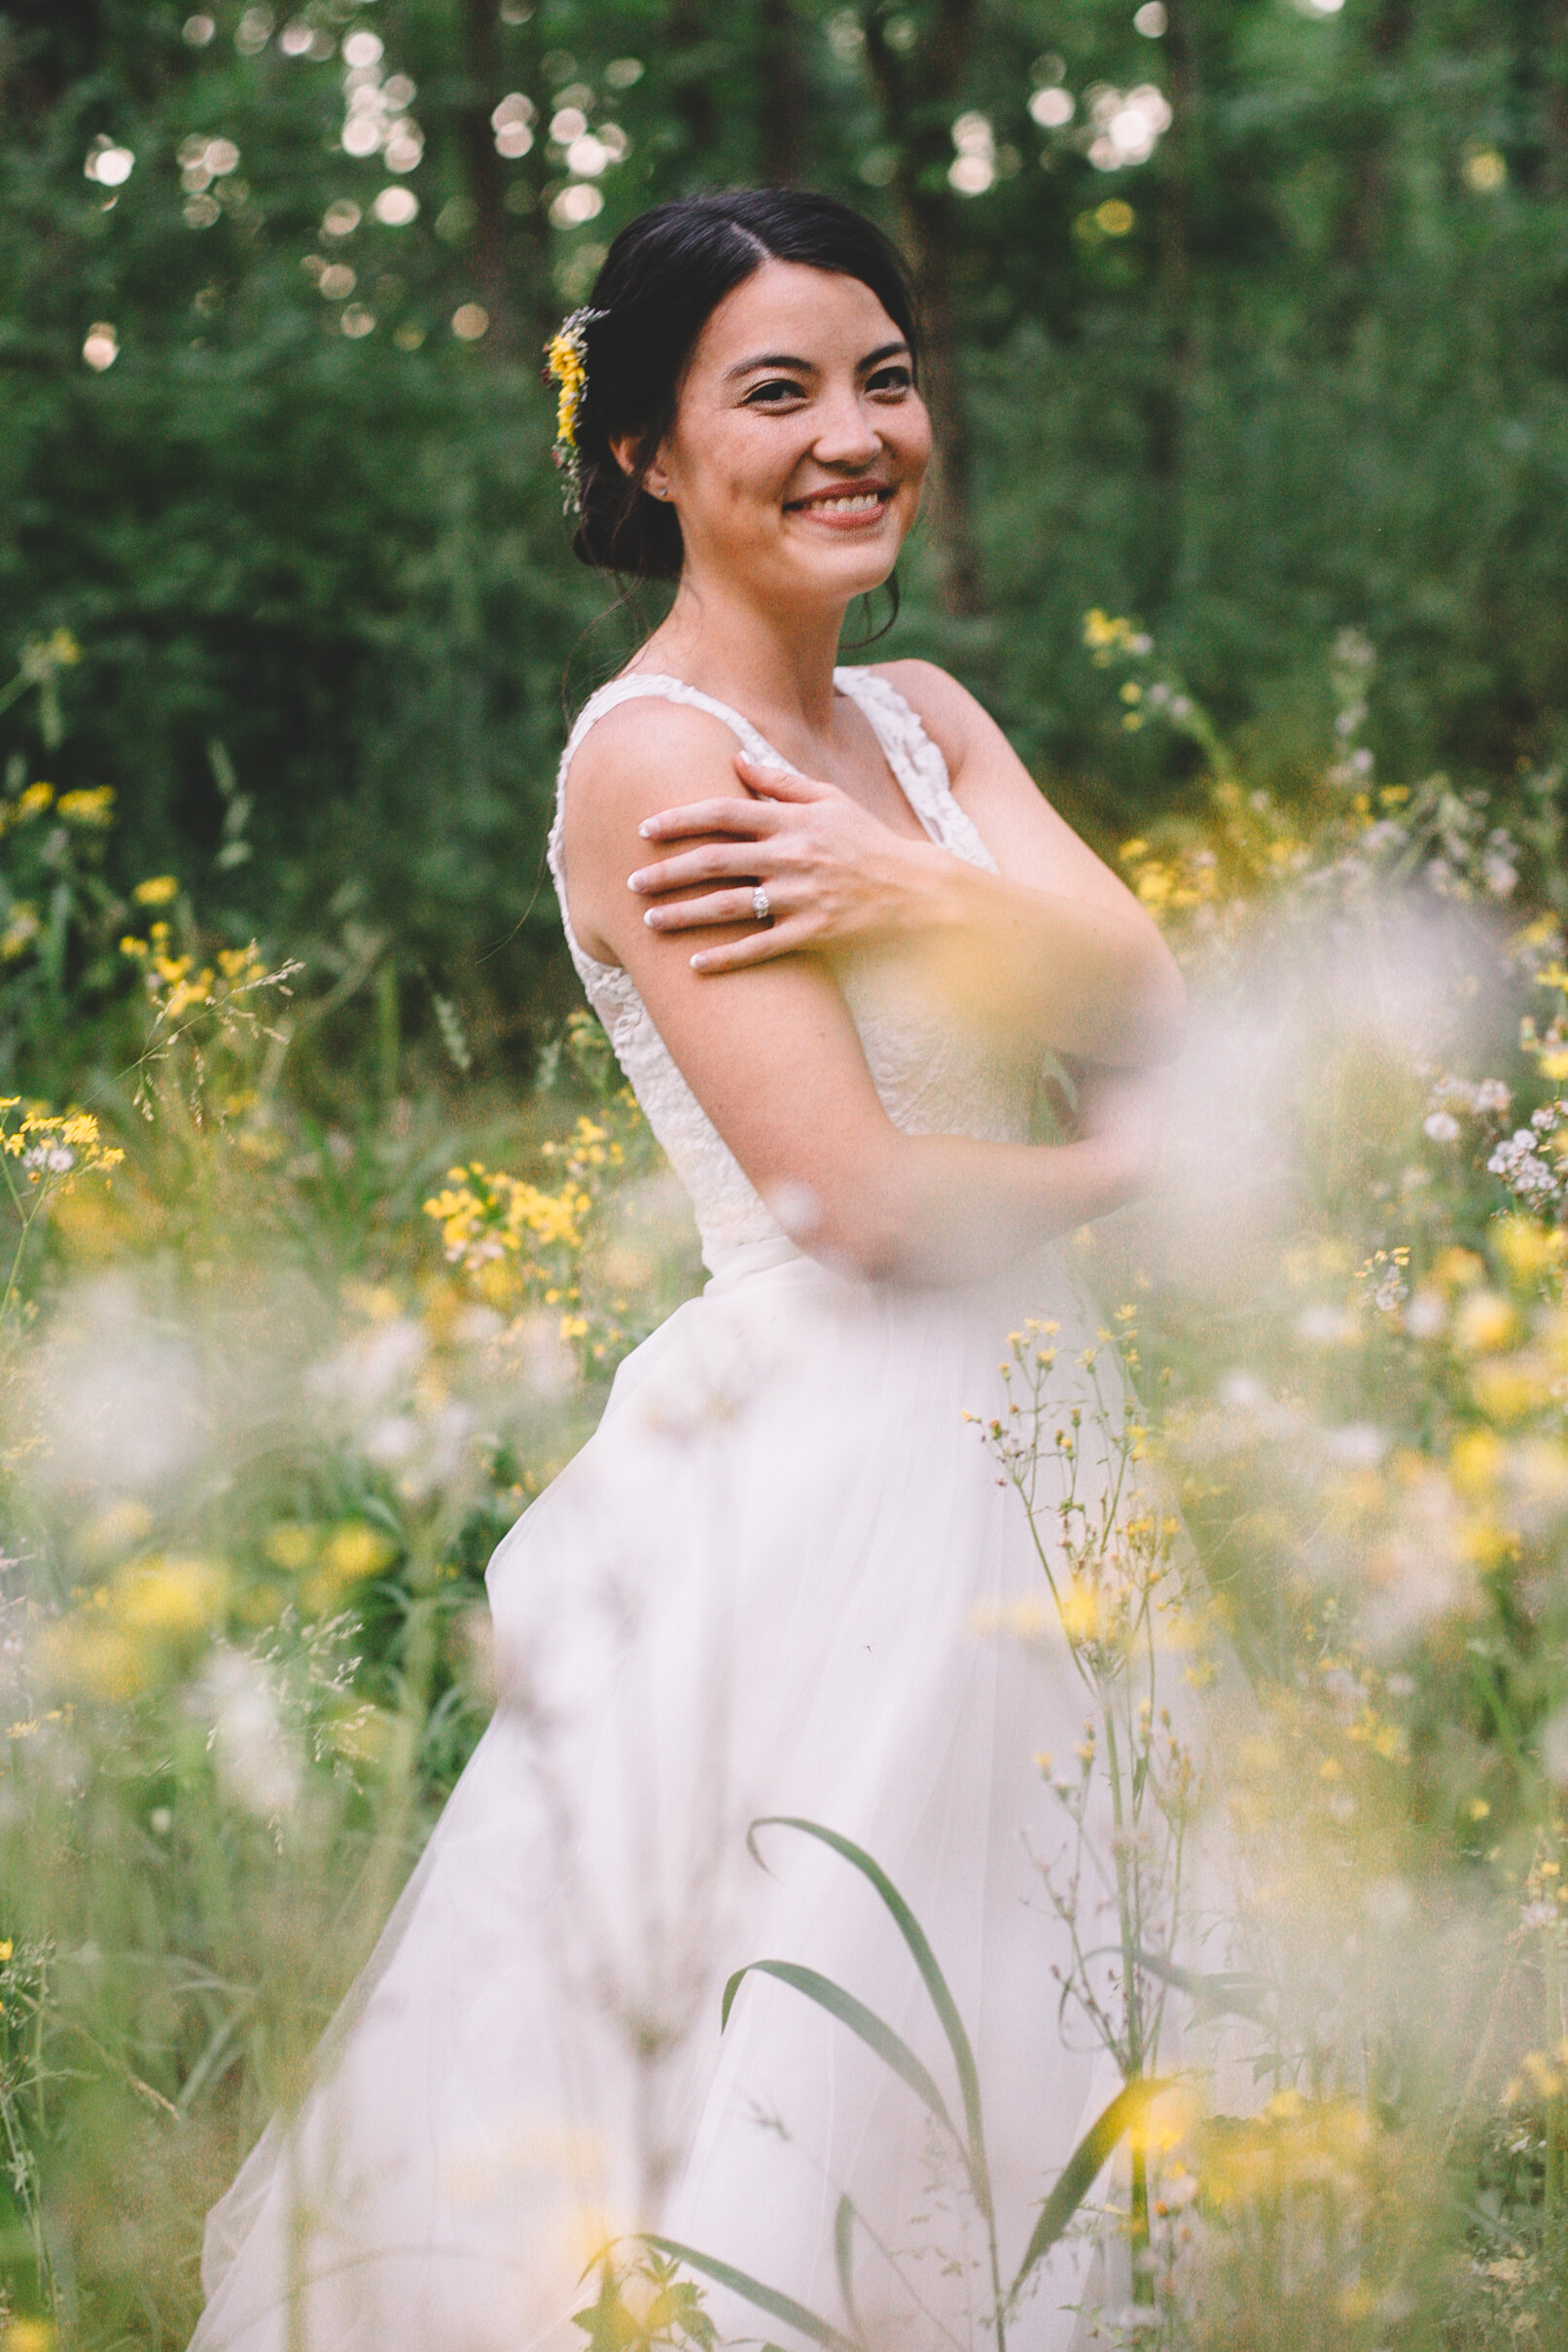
[810,382,883,469]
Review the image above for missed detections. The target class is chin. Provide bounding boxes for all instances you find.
[771,535,905,612]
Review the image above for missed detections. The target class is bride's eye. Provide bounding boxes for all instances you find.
[742,376,807,408]
[867,364,913,397]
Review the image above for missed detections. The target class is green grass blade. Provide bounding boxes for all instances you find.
[833,2193,862,2341]
[645,2235,859,2352]
[749,1816,994,2220]
[1009,2076,1168,2301]
[722,1959,960,2150]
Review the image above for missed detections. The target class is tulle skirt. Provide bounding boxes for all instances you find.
[192,1237,1198,2352]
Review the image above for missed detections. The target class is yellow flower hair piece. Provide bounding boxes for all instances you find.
[543,305,605,514]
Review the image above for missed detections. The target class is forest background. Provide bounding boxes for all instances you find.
[5,0,1564,1090]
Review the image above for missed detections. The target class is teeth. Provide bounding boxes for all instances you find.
[803,492,884,515]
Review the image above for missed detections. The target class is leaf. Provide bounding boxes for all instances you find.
[645,2236,859,2352]
[1010,2077,1169,2301]
[834,2192,863,2342]
[748,1817,995,2220]
[1134,1945,1272,2026]
[722,1959,960,2150]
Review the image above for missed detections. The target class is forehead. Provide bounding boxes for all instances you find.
[689,258,905,376]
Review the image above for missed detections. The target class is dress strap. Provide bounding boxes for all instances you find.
[560,673,794,780]
[833,666,998,873]
[549,674,795,988]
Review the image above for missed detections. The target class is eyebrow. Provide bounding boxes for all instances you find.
[724,339,912,382]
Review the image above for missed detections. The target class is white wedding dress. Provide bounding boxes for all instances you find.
[191,668,1169,2352]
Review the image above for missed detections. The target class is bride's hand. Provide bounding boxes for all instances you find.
[626,753,935,973]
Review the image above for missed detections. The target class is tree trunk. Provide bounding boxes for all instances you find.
[669,0,721,169]
[862,0,986,618]
[758,0,806,185]
[456,0,517,356]
[1335,0,1413,267]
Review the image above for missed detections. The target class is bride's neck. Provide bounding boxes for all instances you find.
[640,571,847,738]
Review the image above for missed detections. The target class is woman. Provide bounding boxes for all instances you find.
[192,189,1185,2352]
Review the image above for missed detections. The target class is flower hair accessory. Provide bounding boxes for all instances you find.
[544,305,604,514]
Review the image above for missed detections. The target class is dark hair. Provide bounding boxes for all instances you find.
[568,188,919,582]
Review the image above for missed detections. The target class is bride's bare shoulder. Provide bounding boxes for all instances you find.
[862,658,984,773]
[563,692,754,836]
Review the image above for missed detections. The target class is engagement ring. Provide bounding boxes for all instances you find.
[752,886,771,924]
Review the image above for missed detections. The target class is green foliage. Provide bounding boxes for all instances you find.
[2,0,1566,1074]
[573,2249,719,2352]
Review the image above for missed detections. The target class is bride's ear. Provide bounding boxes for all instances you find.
[610,432,672,504]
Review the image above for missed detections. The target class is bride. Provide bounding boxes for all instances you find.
[191,188,1185,2352]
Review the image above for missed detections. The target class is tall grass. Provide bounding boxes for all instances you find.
[2,621,1568,2346]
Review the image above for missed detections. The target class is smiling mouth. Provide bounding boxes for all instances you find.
[785,484,895,517]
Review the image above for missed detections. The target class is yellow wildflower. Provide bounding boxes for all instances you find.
[1,905,40,959]
[133,874,179,906]
[56,786,115,826]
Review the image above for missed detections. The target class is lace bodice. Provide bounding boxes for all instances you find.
[548,666,1035,1273]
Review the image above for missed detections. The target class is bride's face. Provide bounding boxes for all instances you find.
[644,259,931,607]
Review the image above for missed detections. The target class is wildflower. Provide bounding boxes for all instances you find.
[132,874,179,905]
[115,1554,228,1637]
[56,786,114,827]
[1,905,40,959]
[1453,1290,1517,1353]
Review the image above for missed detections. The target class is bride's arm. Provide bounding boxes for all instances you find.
[561,701,1152,1286]
[628,661,1183,1070]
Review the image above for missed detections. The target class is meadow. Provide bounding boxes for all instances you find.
[7,0,1568,2338]
[2,611,1568,2348]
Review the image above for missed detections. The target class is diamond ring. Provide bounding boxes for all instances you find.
[752,886,771,924]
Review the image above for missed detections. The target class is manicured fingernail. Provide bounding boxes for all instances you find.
[643,909,659,926]
[627,872,645,890]
[637,819,655,837]
[691,954,708,971]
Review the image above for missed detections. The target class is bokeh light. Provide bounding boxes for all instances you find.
[1028,88,1075,129]
[1087,82,1173,169]
[450,303,489,340]
[493,93,536,159]
[182,13,214,42]
[949,111,996,196]
[84,140,134,187]
[373,187,418,227]
[549,183,604,228]
[1464,145,1508,192]
[82,323,119,371]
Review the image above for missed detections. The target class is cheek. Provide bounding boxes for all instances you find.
[896,404,934,474]
[676,422,797,527]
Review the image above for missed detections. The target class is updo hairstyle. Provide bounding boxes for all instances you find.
[570,189,919,581]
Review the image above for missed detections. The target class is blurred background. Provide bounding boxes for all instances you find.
[4,0,1565,1087]
[8,8,1568,2347]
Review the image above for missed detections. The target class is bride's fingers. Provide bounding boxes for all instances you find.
[689,918,806,973]
[636,796,784,844]
[629,840,782,894]
[733,753,835,802]
[642,887,776,933]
